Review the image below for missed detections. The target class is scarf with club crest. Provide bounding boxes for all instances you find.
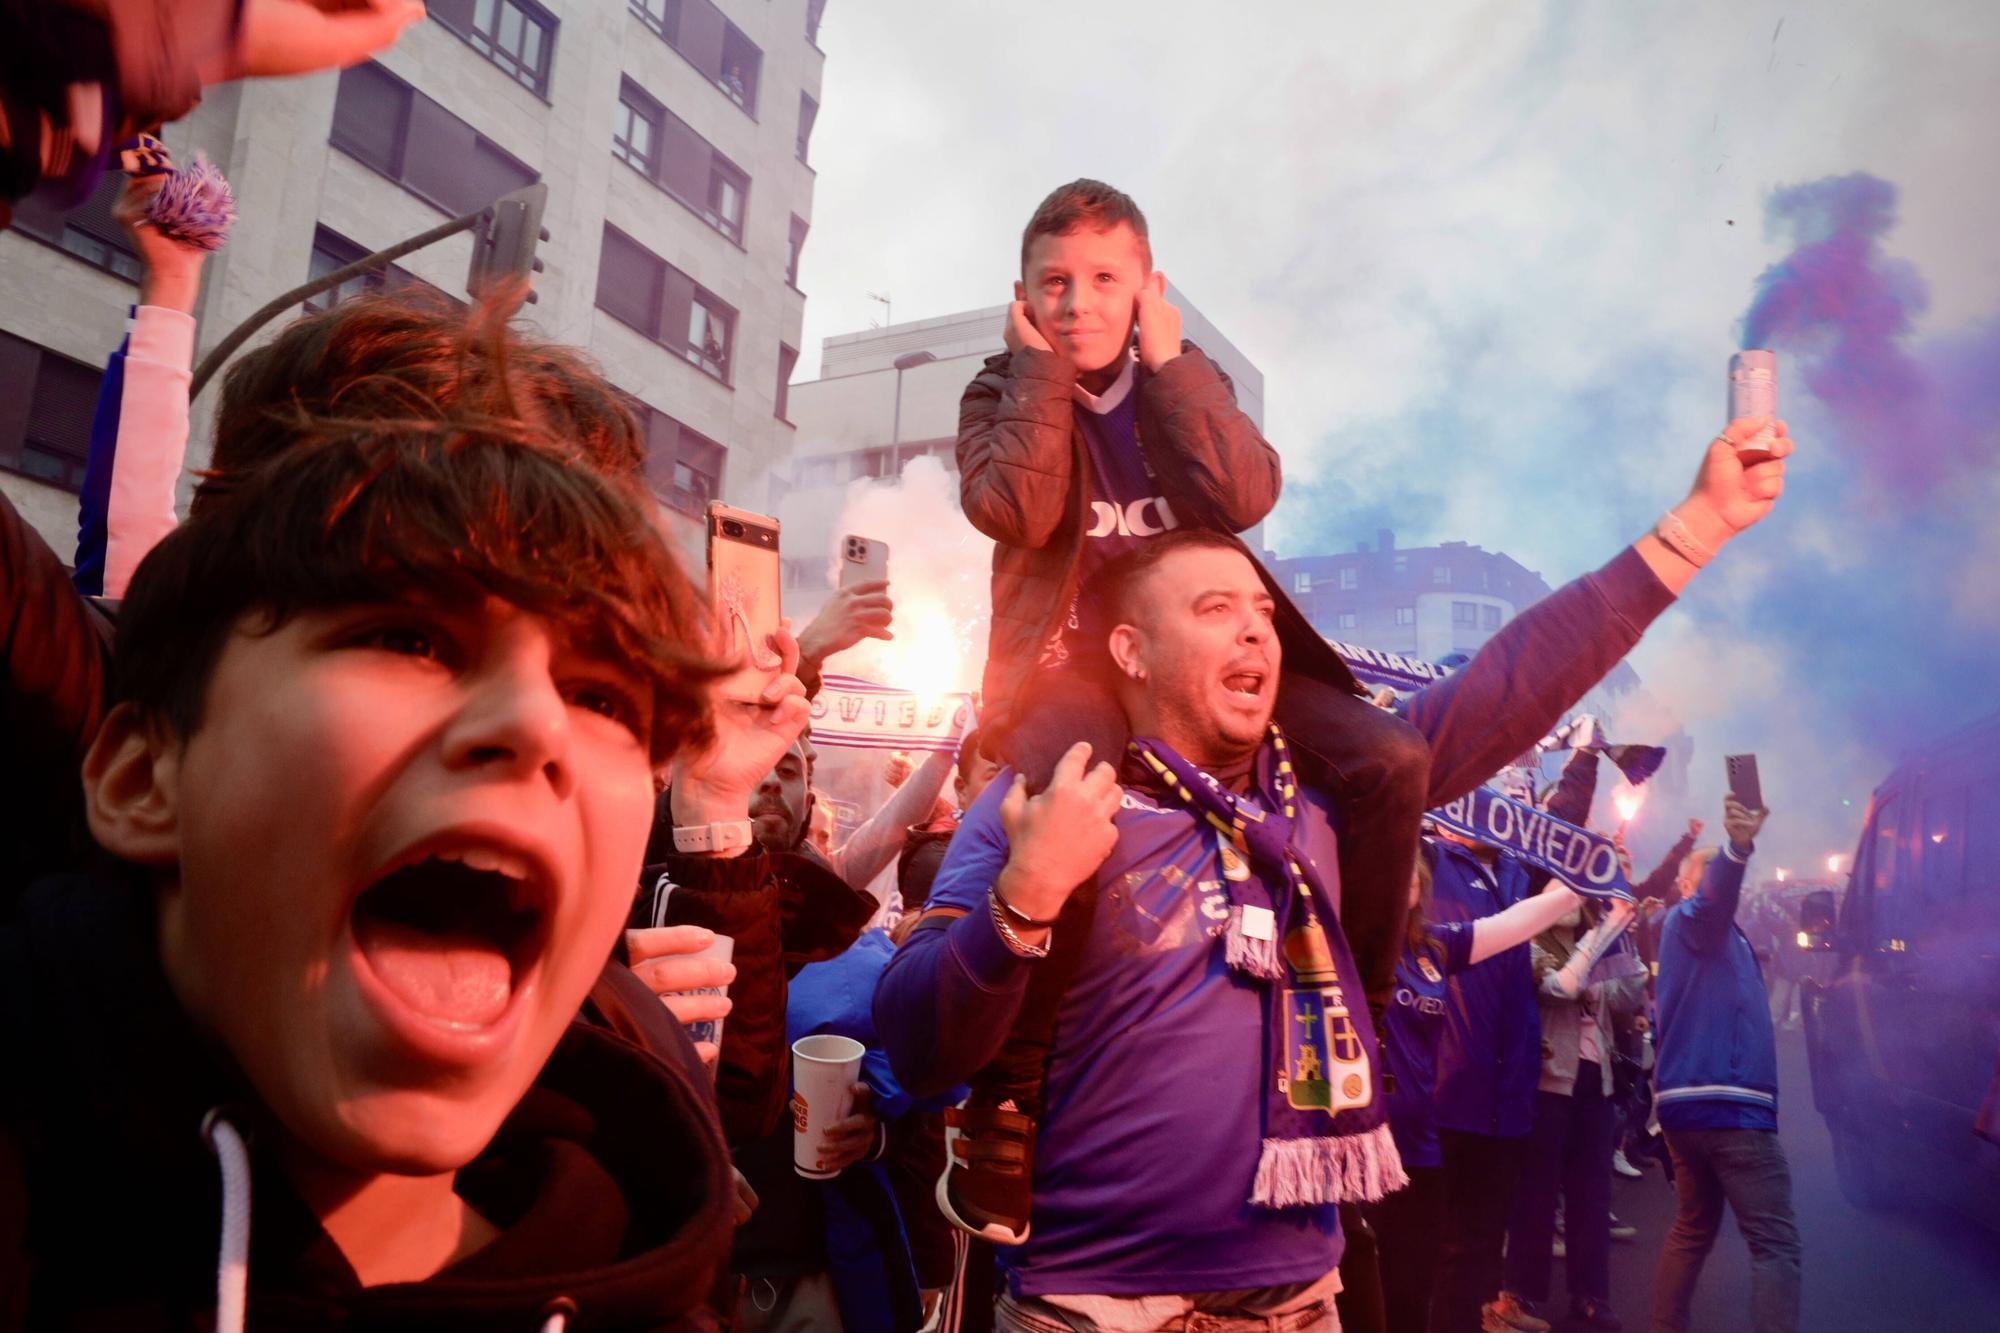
[1128,724,1408,1208]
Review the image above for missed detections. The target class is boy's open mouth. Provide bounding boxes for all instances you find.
[351,843,552,1031]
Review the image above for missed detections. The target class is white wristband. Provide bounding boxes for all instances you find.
[671,820,754,854]
[1654,509,1714,569]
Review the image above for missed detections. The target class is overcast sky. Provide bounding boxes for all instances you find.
[793,0,1999,871]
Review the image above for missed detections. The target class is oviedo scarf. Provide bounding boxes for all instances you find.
[1128,725,1408,1209]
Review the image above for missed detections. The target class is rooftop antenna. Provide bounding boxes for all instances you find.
[866,290,892,328]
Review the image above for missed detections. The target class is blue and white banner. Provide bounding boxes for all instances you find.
[810,674,974,754]
[1327,640,1454,693]
[1428,785,1634,902]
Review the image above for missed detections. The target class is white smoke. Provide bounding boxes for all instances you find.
[795,455,992,697]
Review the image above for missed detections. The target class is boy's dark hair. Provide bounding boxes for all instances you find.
[1020,179,1152,273]
[1088,528,1247,632]
[197,287,646,516]
[956,726,984,774]
[116,296,726,764]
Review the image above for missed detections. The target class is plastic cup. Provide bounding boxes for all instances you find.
[677,934,733,1053]
[791,1033,865,1179]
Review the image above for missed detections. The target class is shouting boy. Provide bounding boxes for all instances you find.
[0,318,788,1325]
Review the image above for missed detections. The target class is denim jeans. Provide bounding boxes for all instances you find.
[1649,1127,1801,1333]
[993,1267,1343,1332]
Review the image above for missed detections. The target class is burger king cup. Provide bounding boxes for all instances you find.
[791,1033,865,1179]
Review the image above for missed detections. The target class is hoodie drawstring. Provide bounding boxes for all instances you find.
[202,1109,252,1333]
[201,1107,577,1333]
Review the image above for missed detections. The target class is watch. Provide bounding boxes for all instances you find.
[671,820,754,854]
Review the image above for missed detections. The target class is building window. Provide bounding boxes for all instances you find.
[8,173,141,281]
[1481,605,1501,630]
[1432,565,1450,585]
[431,0,556,95]
[1338,611,1358,631]
[687,295,733,378]
[706,157,748,242]
[776,343,798,421]
[612,76,751,246]
[719,25,760,110]
[595,225,736,384]
[1339,566,1358,590]
[331,62,537,217]
[797,93,818,164]
[629,0,761,118]
[0,331,102,492]
[1293,571,1312,595]
[1393,554,1408,575]
[855,447,893,480]
[798,456,840,487]
[1452,601,1478,626]
[304,227,413,312]
[787,215,809,287]
[628,398,726,516]
[614,79,661,175]
[1395,606,1415,626]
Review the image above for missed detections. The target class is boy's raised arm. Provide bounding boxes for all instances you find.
[1134,344,1283,533]
[956,320,1079,548]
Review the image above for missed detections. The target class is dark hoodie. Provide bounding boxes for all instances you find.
[0,867,734,1331]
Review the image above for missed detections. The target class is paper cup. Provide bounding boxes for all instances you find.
[791,1033,865,1179]
[677,934,733,1053]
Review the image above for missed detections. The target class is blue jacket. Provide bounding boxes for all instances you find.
[1653,844,1779,1130]
[1427,838,1544,1138]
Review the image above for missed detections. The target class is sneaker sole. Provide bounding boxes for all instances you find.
[937,1120,1030,1246]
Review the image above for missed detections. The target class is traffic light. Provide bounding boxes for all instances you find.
[467,181,550,308]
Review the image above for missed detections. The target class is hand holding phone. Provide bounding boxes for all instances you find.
[706,504,782,705]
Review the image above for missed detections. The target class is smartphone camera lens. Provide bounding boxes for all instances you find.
[723,520,744,538]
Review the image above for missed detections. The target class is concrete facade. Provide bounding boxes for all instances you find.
[1,0,827,569]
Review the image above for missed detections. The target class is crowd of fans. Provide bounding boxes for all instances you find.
[1,17,1804,1331]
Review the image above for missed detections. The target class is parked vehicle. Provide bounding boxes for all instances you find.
[1802,710,2000,1230]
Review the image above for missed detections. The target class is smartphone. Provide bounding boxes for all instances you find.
[706,503,782,704]
[1725,753,1764,812]
[839,534,889,588]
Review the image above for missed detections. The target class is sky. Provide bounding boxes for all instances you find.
[792,0,2000,874]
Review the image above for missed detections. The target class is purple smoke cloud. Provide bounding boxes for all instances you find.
[1738,172,1999,501]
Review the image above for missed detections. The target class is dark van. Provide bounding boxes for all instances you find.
[1802,709,2000,1230]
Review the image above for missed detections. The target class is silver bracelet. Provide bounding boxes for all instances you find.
[1654,509,1715,569]
[989,888,1051,958]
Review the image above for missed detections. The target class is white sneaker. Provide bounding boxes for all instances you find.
[1612,1148,1644,1178]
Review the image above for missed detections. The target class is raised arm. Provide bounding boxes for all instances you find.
[1540,900,1639,998]
[874,781,1033,1098]
[1677,798,1768,952]
[1467,883,1585,967]
[1634,822,1700,902]
[833,747,956,901]
[1405,418,1793,805]
[1135,341,1282,533]
[956,340,1078,549]
[876,743,1120,1097]
[74,173,205,599]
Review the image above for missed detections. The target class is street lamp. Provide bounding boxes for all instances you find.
[892,350,937,447]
